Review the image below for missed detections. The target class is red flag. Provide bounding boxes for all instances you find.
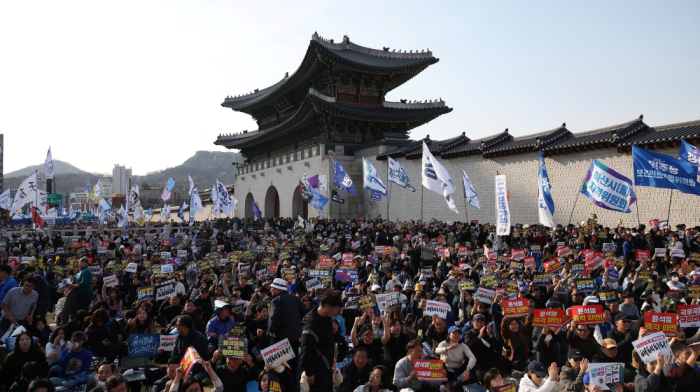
[31,207,44,227]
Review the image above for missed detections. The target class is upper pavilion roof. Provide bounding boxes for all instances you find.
[220,33,439,114]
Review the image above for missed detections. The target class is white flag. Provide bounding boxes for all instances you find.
[117,204,128,227]
[11,171,39,214]
[93,180,103,200]
[163,204,171,221]
[537,152,555,228]
[461,169,481,210]
[362,157,388,196]
[0,188,11,210]
[188,175,195,196]
[45,147,54,180]
[495,174,511,235]
[215,180,235,216]
[388,156,415,191]
[421,142,458,213]
[191,186,204,213]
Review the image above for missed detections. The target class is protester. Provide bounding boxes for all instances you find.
[300,291,341,392]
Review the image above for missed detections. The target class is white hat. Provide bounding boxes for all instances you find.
[584,296,599,303]
[371,284,382,292]
[271,278,288,290]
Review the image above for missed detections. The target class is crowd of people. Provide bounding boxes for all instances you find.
[0,215,698,392]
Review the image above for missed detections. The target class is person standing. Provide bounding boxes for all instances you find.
[301,291,342,392]
[72,258,93,312]
[0,265,19,304]
[0,277,38,337]
[268,278,305,374]
[416,236,435,269]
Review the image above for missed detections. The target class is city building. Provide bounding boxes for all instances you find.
[112,164,132,195]
[98,177,113,199]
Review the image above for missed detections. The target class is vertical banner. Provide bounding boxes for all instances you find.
[495,174,510,235]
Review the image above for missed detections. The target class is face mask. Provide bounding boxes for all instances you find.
[99,382,106,390]
[672,277,679,283]
[545,334,553,342]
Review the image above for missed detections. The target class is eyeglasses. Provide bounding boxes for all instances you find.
[573,293,583,297]
[577,328,589,332]
[571,358,582,362]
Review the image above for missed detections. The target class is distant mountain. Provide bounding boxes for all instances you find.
[135,151,244,191]
[5,160,92,178]
[2,151,244,196]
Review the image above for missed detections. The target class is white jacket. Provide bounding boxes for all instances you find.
[435,341,476,371]
[519,375,564,392]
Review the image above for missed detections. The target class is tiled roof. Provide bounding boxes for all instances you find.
[215,89,451,149]
[542,116,647,152]
[377,138,428,160]
[404,133,469,159]
[618,119,700,147]
[484,125,571,157]
[441,129,512,158]
[221,33,438,113]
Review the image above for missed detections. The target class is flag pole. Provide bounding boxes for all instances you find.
[567,175,587,226]
[666,189,673,224]
[387,181,392,221]
[635,195,641,227]
[421,185,424,222]
[463,196,468,224]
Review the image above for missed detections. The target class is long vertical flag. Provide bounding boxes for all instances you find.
[252,201,262,218]
[45,147,54,180]
[495,174,511,235]
[581,159,636,213]
[537,152,555,227]
[163,204,171,221]
[461,169,480,210]
[93,179,103,200]
[188,175,195,195]
[387,157,415,191]
[86,178,91,194]
[11,171,38,215]
[632,146,700,195]
[177,201,187,221]
[117,204,128,227]
[679,139,700,179]
[421,142,458,213]
[332,158,357,196]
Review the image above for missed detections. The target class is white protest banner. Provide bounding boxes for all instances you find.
[655,248,666,257]
[103,275,119,287]
[57,278,73,290]
[125,263,138,273]
[156,280,177,301]
[0,323,21,342]
[679,305,700,328]
[671,249,685,258]
[161,252,172,259]
[305,278,323,291]
[425,300,450,319]
[160,335,177,351]
[376,293,400,311]
[474,287,496,305]
[177,250,188,258]
[260,338,296,368]
[632,331,673,364]
[587,363,624,391]
[161,264,173,274]
[97,247,106,254]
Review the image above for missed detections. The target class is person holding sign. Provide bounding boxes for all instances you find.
[393,340,444,391]
[435,326,476,383]
[632,351,673,392]
[163,316,211,381]
[168,358,224,392]
[211,348,258,391]
[566,320,600,361]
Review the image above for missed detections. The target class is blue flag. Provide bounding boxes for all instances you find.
[581,159,636,213]
[165,177,176,192]
[178,202,185,220]
[252,201,262,218]
[86,178,91,194]
[371,191,382,201]
[146,207,152,215]
[632,146,700,196]
[309,187,329,212]
[332,158,357,196]
[679,140,700,178]
[362,157,387,196]
[537,152,555,228]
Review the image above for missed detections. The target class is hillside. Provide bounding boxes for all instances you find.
[2,151,244,195]
[138,151,244,190]
[5,160,93,178]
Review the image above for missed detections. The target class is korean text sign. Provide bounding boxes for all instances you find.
[572,305,603,325]
[413,360,447,382]
[503,299,529,318]
[644,313,678,337]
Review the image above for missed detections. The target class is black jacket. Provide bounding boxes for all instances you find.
[172,327,211,361]
[214,363,258,392]
[268,291,304,340]
[464,327,503,363]
[300,307,334,378]
[340,361,371,392]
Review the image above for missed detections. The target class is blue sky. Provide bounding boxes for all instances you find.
[1,1,698,174]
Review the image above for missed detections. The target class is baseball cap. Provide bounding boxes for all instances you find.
[371,285,382,292]
[601,338,618,349]
[71,331,86,341]
[614,313,631,322]
[568,349,584,359]
[473,314,486,321]
[448,326,460,334]
[414,283,424,291]
[584,296,599,303]
[528,361,547,377]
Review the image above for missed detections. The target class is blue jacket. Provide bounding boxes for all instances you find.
[0,277,18,304]
[622,240,635,259]
[205,316,236,347]
[58,347,93,379]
